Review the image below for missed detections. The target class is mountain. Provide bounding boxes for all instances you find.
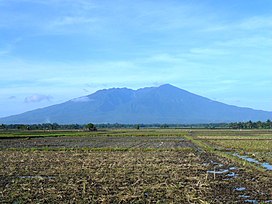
[0,84,271,124]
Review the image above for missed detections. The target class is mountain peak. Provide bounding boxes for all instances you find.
[158,84,175,88]
[0,84,271,124]
[157,84,186,91]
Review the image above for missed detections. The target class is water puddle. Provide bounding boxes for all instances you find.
[244,199,258,204]
[262,163,272,170]
[210,161,219,165]
[18,175,54,179]
[207,162,239,178]
[206,158,270,203]
[207,169,229,174]
[233,153,272,171]
[238,193,272,203]
[210,160,221,166]
[226,172,238,178]
[235,187,246,191]
[229,167,237,170]
[239,195,250,198]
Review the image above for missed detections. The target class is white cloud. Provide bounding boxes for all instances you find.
[215,36,272,48]
[203,15,272,33]
[239,16,272,30]
[49,16,98,27]
[24,94,52,103]
[147,54,181,63]
[189,48,229,56]
[71,96,92,102]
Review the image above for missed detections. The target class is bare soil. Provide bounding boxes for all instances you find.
[0,135,195,149]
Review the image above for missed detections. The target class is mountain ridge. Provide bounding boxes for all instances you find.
[0,84,271,124]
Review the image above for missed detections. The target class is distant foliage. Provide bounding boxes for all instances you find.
[229,120,272,129]
[85,123,97,131]
[0,124,6,130]
[1,120,272,130]
[0,123,83,130]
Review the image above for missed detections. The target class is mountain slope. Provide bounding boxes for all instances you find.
[0,84,271,124]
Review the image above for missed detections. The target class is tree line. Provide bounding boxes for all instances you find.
[1,120,272,130]
[229,120,272,129]
[0,123,83,130]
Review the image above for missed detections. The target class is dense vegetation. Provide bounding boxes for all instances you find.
[1,120,272,130]
[229,120,272,129]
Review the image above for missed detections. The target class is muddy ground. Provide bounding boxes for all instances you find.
[0,132,271,203]
[0,135,195,149]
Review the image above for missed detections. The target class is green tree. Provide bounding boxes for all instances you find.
[86,123,97,131]
[17,124,27,130]
[246,120,253,129]
[0,124,6,130]
[266,119,272,129]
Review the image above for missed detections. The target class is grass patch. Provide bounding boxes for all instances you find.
[185,130,272,174]
[207,140,272,152]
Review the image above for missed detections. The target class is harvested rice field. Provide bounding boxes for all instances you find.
[0,129,271,203]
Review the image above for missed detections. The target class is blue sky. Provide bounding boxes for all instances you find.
[0,0,272,117]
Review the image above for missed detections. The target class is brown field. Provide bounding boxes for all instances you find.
[0,129,271,203]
